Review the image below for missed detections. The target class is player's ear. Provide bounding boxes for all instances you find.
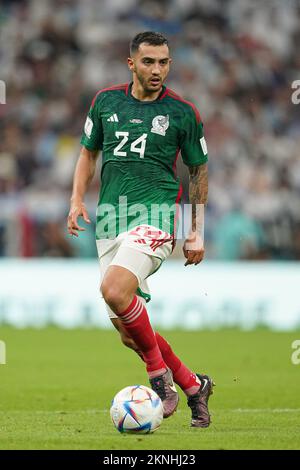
[127,57,134,72]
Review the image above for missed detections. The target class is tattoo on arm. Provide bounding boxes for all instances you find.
[188,163,208,232]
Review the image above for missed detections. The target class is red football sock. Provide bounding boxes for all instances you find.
[118,296,167,378]
[155,332,201,396]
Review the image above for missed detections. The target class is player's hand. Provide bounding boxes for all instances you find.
[67,200,91,237]
[183,232,205,266]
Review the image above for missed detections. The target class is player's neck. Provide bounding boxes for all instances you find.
[131,80,163,102]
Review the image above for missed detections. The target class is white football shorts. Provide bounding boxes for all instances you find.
[96,225,173,319]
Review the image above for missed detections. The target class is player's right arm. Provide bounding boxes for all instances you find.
[68,93,103,237]
[68,146,99,237]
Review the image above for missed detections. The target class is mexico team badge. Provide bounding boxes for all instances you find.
[151,115,169,136]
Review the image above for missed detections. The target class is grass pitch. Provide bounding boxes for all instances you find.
[0,327,300,450]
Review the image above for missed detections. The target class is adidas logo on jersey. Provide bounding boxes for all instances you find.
[107,113,119,122]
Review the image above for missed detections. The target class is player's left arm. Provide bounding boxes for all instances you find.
[180,106,208,266]
[183,162,208,266]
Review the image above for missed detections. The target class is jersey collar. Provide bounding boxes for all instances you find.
[127,82,167,104]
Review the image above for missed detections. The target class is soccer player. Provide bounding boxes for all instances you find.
[68,31,214,427]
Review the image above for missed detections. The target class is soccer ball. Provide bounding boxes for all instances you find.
[110,385,163,434]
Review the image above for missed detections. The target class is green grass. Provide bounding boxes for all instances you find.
[0,327,300,450]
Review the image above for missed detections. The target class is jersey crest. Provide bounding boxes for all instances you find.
[151,114,169,136]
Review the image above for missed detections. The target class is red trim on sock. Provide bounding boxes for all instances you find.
[118,297,167,375]
[119,295,139,317]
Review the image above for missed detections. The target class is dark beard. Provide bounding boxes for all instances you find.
[136,72,160,93]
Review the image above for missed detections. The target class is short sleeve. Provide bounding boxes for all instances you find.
[80,96,103,151]
[180,107,208,166]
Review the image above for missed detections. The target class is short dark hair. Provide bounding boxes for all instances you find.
[130,31,169,55]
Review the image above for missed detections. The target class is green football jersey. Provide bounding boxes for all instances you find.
[80,82,208,239]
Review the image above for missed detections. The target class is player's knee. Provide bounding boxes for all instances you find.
[101,281,125,311]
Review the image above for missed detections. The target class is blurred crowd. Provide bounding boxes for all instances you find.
[0,0,299,259]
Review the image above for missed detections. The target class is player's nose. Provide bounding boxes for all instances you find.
[151,64,160,75]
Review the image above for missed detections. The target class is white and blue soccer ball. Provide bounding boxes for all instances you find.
[110,385,163,434]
